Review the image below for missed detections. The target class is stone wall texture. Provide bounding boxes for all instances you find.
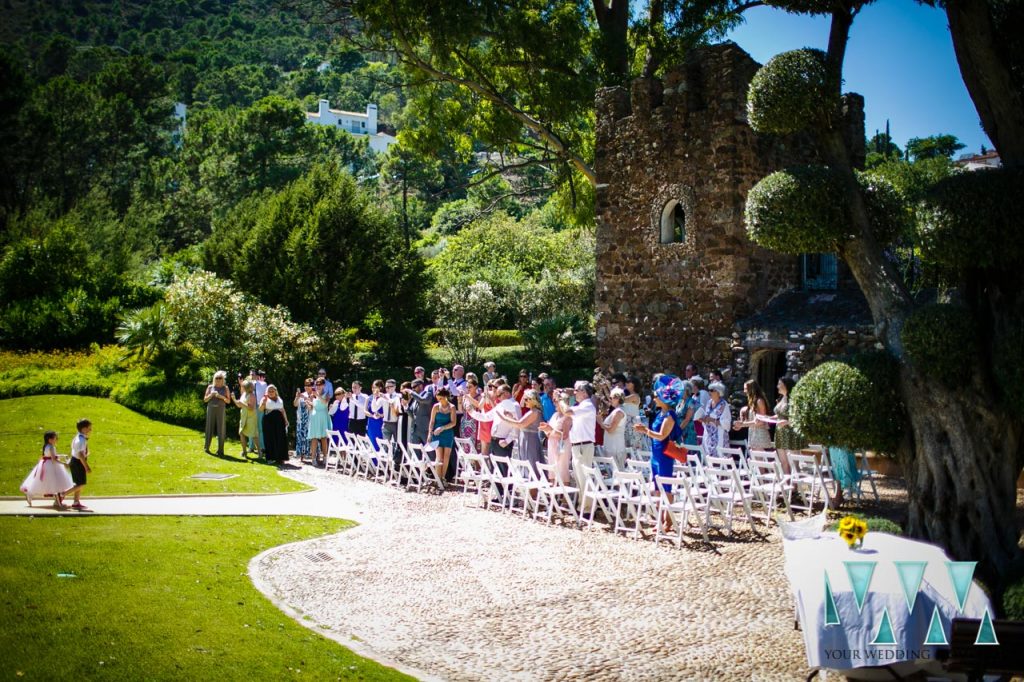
[594,42,866,377]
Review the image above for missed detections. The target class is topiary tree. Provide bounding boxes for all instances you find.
[745,1,1024,588]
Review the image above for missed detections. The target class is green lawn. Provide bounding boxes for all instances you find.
[0,515,410,680]
[1,395,309,496]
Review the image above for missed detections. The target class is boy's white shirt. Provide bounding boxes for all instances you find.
[71,433,89,460]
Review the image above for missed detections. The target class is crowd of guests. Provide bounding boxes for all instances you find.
[200,359,859,506]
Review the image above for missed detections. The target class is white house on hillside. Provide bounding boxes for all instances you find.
[955,149,1002,171]
[305,100,398,154]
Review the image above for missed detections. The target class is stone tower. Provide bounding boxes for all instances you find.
[594,41,864,376]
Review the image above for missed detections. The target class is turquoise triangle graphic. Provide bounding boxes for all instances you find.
[824,572,841,626]
[844,561,877,613]
[894,561,927,613]
[924,605,949,645]
[870,606,898,645]
[975,608,999,645]
[946,561,977,613]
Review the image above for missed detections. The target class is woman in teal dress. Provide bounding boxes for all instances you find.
[428,387,457,485]
[306,377,331,465]
[676,380,700,447]
[829,446,861,507]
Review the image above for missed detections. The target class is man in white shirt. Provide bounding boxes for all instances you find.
[317,368,333,397]
[342,381,369,435]
[487,385,521,496]
[558,381,597,509]
[382,379,401,444]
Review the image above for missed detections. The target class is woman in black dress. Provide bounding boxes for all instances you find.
[259,384,290,464]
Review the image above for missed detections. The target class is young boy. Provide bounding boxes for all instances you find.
[66,418,93,510]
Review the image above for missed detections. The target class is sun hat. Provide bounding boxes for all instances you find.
[653,374,685,408]
[708,381,728,396]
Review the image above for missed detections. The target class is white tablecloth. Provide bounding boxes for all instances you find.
[783,531,991,671]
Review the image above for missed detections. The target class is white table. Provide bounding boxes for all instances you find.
[783,531,991,677]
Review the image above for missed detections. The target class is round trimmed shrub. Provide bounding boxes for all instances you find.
[791,353,905,453]
[745,165,848,253]
[858,171,909,246]
[900,304,977,388]
[917,167,1024,271]
[747,48,836,134]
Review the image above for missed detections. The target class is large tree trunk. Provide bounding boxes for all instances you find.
[591,0,631,85]
[945,0,1024,167]
[900,372,1023,588]
[819,5,1023,586]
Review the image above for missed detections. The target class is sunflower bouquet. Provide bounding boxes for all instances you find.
[837,516,868,549]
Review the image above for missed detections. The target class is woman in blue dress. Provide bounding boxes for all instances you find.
[293,378,313,461]
[366,379,386,451]
[676,380,700,447]
[633,374,684,533]
[428,387,457,485]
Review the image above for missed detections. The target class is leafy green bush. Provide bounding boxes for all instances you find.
[1003,577,1024,620]
[437,280,499,367]
[111,375,212,432]
[858,171,910,246]
[747,48,836,135]
[481,330,523,347]
[745,165,848,253]
[827,517,903,536]
[917,168,1024,271]
[522,314,594,369]
[791,353,904,453]
[901,304,977,388]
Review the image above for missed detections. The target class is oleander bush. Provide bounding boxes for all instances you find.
[522,314,594,369]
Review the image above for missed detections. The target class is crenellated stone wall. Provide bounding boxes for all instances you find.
[594,41,866,377]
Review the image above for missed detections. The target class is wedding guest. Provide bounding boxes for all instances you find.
[774,376,807,474]
[341,380,369,436]
[427,387,458,484]
[601,388,627,469]
[482,361,498,384]
[382,379,401,445]
[397,381,413,449]
[497,389,544,475]
[317,368,333,397]
[634,375,684,533]
[253,369,268,455]
[477,384,520,497]
[203,371,231,456]
[622,377,649,451]
[408,378,432,445]
[697,381,732,459]
[733,379,772,449]
[513,369,530,403]
[459,377,480,445]
[293,378,314,461]
[539,375,558,422]
[412,366,426,384]
[329,387,350,435]
[559,381,596,507]
[305,377,330,465]
[66,418,93,510]
[677,380,700,447]
[260,385,290,464]
[235,380,260,459]
[367,379,386,451]
[540,399,570,484]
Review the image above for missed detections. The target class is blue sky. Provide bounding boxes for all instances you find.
[725,2,991,155]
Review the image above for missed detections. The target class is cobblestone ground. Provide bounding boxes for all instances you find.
[252,466,912,681]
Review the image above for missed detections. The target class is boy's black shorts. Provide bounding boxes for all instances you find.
[70,458,87,486]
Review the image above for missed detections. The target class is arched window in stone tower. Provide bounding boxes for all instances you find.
[659,200,686,244]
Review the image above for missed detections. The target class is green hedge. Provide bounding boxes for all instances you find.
[110,375,212,433]
[424,328,523,349]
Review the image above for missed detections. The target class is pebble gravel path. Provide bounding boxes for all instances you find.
[251,465,823,680]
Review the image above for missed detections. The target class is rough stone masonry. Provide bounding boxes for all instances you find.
[594,41,865,377]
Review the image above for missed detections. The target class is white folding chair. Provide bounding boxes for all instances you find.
[788,452,832,512]
[375,438,398,485]
[453,437,478,481]
[325,430,344,472]
[508,459,544,517]
[654,474,703,547]
[535,462,580,525]
[704,460,757,535]
[396,441,419,489]
[683,443,704,465]
[808,444,837,499]
[625,458,653,483]
[578,462,619,529]
[631,449,652,463]
[855,450,880,502]
[748,458,794,523]
[612,470,657,539]
[593,455,619,486]
[458,452,491,507]
[680,471,711,542]
[487,455,516,512]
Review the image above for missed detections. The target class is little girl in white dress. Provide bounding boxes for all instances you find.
[21,431,74,510]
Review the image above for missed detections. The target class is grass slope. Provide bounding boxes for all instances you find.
[0,515,410,680]
[1,395,308,496]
